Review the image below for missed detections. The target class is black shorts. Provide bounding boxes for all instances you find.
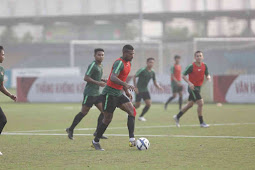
[171,81,183,93]
[188,89,202,102]
[82,95,102,107]
[102,94,130,113]
[135,91,151,102]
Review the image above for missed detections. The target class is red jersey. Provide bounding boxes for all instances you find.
[107,57,131,90]
[171,64,182,81]
[183,62,209,86]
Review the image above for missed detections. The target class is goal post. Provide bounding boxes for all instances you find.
[69,40,163,74]
[193,37,255,75]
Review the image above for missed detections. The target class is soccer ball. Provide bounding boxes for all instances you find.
[136,137,150,150]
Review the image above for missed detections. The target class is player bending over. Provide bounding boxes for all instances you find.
[92,45,136,151]
[133,58,163,121]
[165,55,183,111]
[173,51,210,128]
[66,48,108,140]
[0,46,17,156]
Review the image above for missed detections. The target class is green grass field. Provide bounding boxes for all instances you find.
[0,92,255,169]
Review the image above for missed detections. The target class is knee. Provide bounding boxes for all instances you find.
[146,103,151,108]
[135,103,140,109]
[197,101,204,107]
[103,114,113,125]
[188,103,194,108]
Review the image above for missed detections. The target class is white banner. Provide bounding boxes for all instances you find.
[226,75,255,103]
[27,76,85,102]
[12,67,81,88]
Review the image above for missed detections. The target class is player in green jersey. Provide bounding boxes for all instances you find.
[133,58,163,121]
[0,46,17,156]
[66,48,108,140]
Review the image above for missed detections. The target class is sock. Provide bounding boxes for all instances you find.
[177,111,184,119]
[140,106,150,117]
[179,96,183,110]
[199,116,204,124]
[69,112,85,131]
[95,113,104,133]
[94,123,108,142]
[0,108,7,135]
[127,116,135,138]
[165,96,175,105]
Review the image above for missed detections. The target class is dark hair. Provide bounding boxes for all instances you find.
[94,48,104,55]
[0,46,3,51]
[194,51,203,56]
[174,55,181,59]
[122,44,134,53]
[147,57,155,62]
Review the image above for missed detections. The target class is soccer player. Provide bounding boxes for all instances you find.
[164,55,183,111]
[92,44,136,151]
[133,58,163,121]
[173,51,210,128]
[66,48,108,140]
[0,46,17,156]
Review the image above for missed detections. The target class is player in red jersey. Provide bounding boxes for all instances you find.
[173,51,211,128]
[164,55,183,111]
[92,45,136,151]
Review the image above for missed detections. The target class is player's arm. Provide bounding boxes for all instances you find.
[101,78,107,83]
[84,63,106,87]
[123,86,132,100]
[152,72,163,91]
[0,82,16,101]
[133,68,143,94]
[182,64,194,90]
[205,64,211,82]
[110,61,135,91]
[84,75,106,87]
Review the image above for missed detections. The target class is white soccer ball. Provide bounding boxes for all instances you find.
[136,137,150,150]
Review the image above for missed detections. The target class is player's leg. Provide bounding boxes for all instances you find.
[196,99,209,127]
[134,93,142,109]
[138,99,151,121]
[173,94,194,127]
[178,90,183,111]
[164,93,177,110]
[66,96,92,140]
[0,107,7,135]
[118,96,136,147]
[92,94,116,151]
[138,92,151,121]
[94,101,108,139]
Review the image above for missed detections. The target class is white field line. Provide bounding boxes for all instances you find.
[7,122,255,133]
[2,132,255,139]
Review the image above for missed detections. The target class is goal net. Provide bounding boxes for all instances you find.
[69,40,163,76]
[193,38,255,75]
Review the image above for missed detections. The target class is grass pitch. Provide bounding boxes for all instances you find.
[0,93,255,169]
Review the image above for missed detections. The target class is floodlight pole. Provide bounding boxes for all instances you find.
[70,41,74,67]
[139,0,144,60]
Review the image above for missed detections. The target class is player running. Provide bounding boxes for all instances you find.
[133,58,163,121]
[0,46,17,156]
[66,48,108,140]
[173,51,211,128]
[165,55,183,111]
[92,45,136,151]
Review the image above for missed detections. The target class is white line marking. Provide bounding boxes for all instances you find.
[7,122,255,133]
[2,132,255,139]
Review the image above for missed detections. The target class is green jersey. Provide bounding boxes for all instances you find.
[0,66,4,86]
[135,67,156,93]
[83,61,103,96]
